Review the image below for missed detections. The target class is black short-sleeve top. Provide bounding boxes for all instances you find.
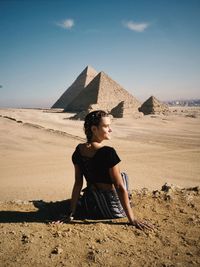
[72,145,121,184]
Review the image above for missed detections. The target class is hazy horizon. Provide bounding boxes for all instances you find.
[0,0,200,108]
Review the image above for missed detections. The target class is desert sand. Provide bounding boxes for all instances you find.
[0,107,200,266]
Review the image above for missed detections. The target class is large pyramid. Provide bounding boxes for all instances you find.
[139,96,169,115]
[64,71,140,113]
[51,66,98,108]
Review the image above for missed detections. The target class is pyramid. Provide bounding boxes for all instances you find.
[110,100,140,118]
[51,66,98,108]
[64,71,140,112]
[139,96,169,115]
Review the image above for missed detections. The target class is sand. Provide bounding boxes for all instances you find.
[0,107,200,266]
[0,107,200,201]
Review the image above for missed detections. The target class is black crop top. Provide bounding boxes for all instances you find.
[72,145,121,184]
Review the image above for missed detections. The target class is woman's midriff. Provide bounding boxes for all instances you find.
[92,182,115,191]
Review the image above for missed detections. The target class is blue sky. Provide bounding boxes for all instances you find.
[0,0,200,108]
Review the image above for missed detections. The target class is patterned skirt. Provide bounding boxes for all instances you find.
[74,172,129,220]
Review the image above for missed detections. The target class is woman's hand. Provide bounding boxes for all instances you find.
[130,219,154,231]
[51,213,74,225]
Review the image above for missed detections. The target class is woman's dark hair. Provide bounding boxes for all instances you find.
[84,110,109,143]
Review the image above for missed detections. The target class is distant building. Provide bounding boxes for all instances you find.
[166,99,200,107]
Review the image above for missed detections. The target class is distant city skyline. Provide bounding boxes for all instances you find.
[0,0,200,108]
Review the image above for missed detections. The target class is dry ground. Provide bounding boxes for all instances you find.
[0,186,200,267]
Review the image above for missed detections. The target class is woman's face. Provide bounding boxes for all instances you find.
[92,116,112,142]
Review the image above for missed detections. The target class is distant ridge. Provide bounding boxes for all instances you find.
[51,66,98,108]
[64,71,140,112]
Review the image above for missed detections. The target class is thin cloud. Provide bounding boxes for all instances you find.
[56,19,74,30]
[123,20,150,32]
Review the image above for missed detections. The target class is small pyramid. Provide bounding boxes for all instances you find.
[110,101,140,118]
[139,96,169,115]
[65,71,140,112]
[51,66,98,108]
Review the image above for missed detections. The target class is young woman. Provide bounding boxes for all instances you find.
[59,110,152,230]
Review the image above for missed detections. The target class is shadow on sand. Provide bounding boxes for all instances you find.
[0,199,128,225]
[0,199,71,223]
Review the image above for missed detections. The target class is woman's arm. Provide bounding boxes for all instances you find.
[109,164,135,222]
[52,164,83,224]
[109,164,153,230]
[70,164,83,215]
